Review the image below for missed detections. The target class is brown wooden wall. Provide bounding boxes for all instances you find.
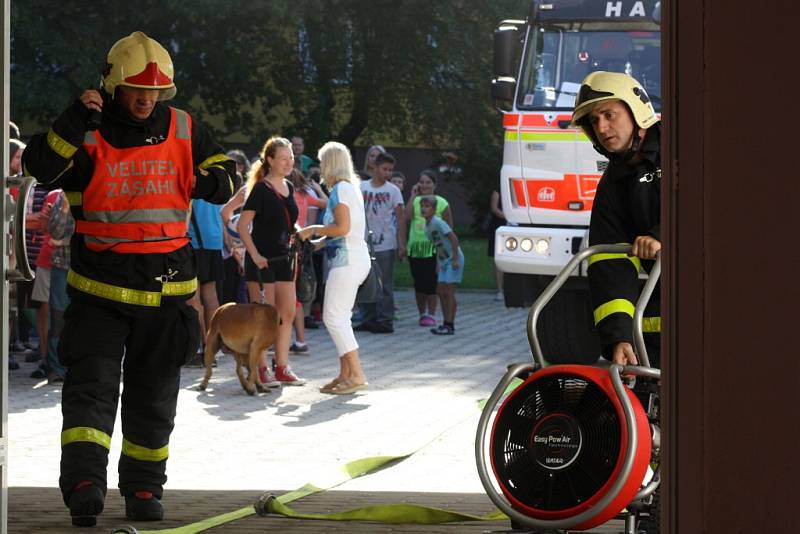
[664,0,800,531]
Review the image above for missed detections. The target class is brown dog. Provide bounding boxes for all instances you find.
[198,302,280,395]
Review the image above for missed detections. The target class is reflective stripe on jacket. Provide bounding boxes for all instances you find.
[77,107,193,253]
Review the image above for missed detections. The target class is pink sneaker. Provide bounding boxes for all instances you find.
[419,314,437,327]
[258,366,281,388]
[275,365,306,386]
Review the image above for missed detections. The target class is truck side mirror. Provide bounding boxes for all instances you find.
[493,24,520,79]
[492,21,523,110]
[492,77,516,110]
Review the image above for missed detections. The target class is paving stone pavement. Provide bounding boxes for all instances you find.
[7,294,520,497]
[6,289,623,533]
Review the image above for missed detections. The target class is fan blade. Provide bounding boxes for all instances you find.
[537,376,565,413]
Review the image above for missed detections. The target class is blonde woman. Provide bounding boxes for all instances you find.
[237,136,305,387]
[361,144,385,178]
[298,142,369,394]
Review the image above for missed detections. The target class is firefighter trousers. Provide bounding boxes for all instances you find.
[57,298,200,504]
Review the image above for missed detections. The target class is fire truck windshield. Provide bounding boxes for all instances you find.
[516,28,661,111]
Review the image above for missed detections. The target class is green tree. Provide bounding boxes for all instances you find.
[11,0,527,215]
[292,0,525,214]
[11,1,299,137]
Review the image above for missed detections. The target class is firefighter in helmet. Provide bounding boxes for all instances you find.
[22,31,235,526]
[570,71,662,368]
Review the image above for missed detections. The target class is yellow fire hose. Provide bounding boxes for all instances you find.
[117,381,524,534]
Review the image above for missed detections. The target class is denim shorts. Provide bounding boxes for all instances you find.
[437,249,464,284]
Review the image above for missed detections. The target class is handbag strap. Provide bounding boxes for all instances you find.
[363,211,376,258]
[262,179,294,233]
[261,179,299,280]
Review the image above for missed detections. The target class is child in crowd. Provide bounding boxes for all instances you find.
[290,167,327,353]
[419,196,464,335]
[389,170,406,318]
[390,171,405,198]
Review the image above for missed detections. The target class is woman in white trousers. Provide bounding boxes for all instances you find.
[298,142,370,394]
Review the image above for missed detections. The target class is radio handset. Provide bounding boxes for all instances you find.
[86,85,106,131]
[86,109,102,131]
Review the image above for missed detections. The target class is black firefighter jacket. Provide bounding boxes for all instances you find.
[587,122,661,360]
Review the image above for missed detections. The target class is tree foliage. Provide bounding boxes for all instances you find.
[11,0,527,215]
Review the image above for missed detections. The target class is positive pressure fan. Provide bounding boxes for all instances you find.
[489,365,651,530]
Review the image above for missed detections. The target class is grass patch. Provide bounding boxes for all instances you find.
[395,228,496,290]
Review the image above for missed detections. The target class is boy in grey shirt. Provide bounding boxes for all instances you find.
[357,152,407,333]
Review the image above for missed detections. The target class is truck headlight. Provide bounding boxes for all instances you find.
[505,237,518,251]
[534,238,550,255]
[520,238,533,252]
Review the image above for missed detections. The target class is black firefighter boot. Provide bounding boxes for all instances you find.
[125,491,164,521]
[68,481,105,527]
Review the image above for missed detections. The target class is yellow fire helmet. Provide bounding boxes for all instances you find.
[101,31,176,101]
[570,71,657,143]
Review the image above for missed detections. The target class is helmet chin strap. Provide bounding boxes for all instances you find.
[594,130,642,164]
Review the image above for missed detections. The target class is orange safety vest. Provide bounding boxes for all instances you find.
[78,107,193,253]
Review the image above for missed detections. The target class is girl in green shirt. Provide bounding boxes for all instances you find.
[405,170,453,326]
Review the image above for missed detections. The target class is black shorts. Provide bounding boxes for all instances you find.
[244,253,295,283]
[15,280,39,309]
[193,248,225,285]
[487,220,504,257]
[408,256,438,295]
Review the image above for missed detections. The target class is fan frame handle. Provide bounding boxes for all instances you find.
[527,244,661,368]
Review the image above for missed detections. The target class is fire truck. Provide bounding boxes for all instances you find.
[491,0,661,361]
